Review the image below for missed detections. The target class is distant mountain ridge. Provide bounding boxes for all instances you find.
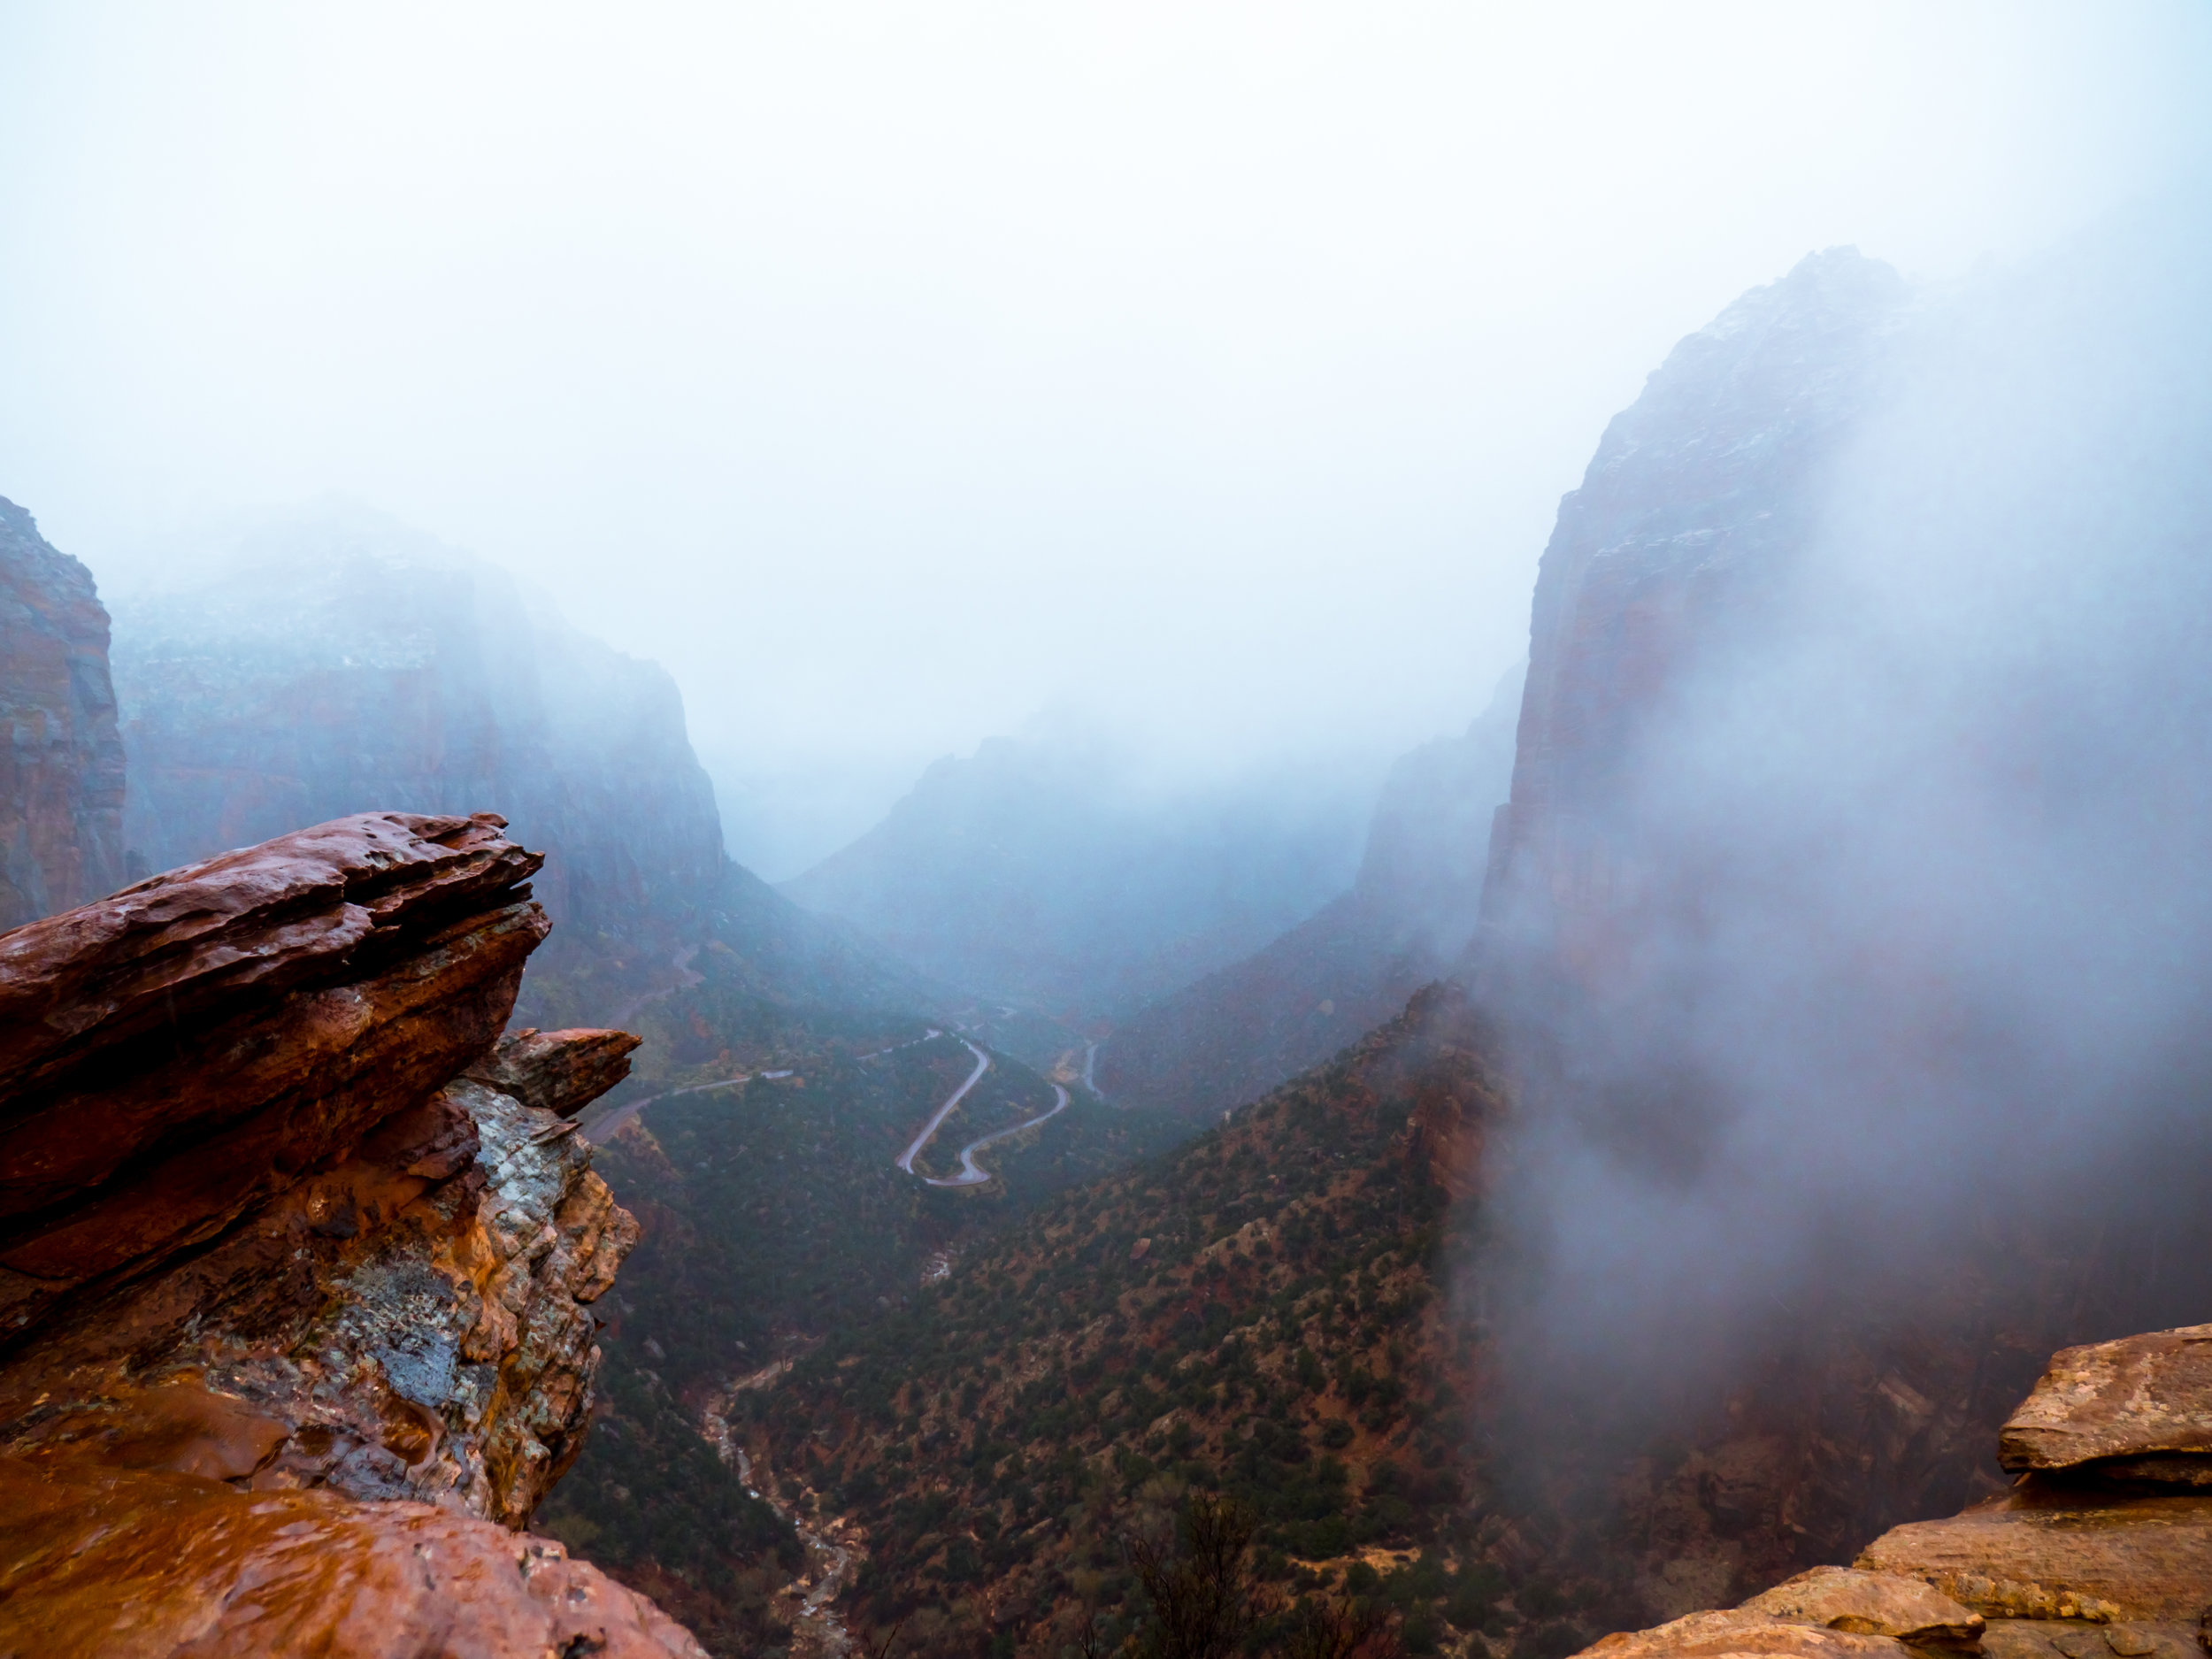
[780,727,1376,1019]
[1095,667,1518,1117]
[99,504,936,1031]
[111,509,721,948]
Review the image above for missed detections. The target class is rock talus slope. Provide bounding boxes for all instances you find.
[0,810,703,1656]
[0,495,125,931]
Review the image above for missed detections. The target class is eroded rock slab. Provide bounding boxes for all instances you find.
[1575,1607,1916,1659]
[1854,1486,2212,1622]
[1739,1564,1984,1647]
[1999,1326,2212,1481]
[0,811,687,1651]
[0,1074,639,1529]
[465,1025,641,1119]
[0,812,547,1343]
[1979,1619,2203,1659]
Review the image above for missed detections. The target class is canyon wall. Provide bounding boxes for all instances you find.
[1463,215,2212,1598]
[110,511,724,959]
[0,810,703,1655]
[0,496,124,930]
[1475,245,1909,995]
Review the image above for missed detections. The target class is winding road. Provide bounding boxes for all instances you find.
[575,1071,750,1146]
[894,1039,1075,1188]
[930,1083,1071,1185]
[893,1039,992,1177]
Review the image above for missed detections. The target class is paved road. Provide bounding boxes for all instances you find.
[895,1034,1076,1188]
[606,944,703,1031]
[894,1039,992,1176]
[575,1071,750,1145]
[925,1083,1071,1187]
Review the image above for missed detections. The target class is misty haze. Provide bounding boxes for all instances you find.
[3,6,2211,1658]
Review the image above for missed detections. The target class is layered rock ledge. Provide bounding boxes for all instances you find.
[0,811,700,1656]
[1573,1328,2212,1659]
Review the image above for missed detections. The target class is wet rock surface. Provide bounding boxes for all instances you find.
[0,810,549,1341]
[465,1024,642,1119]
[1578,1607,1916,1659]
[1855,1488,2212,1623]
[0,1450,707,1657]
[0,813,691,1653]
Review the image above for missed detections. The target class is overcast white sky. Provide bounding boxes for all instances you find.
[3,3,2208,872]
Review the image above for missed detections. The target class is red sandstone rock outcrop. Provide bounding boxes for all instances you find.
[1571,1325,2212,1659]
[0,495,124,931]
[0,1453,704,1657]
[0,811,700,1655]
[1996,1326,2212,1486]
[465,1025,645,1119]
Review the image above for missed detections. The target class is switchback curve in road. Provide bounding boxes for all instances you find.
[922,1084,1071,1187]
[894,1039,993,1177]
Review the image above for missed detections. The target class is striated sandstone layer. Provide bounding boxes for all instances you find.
[0,811,698,1655]
[0,495,125,931]
[0,810,549,1340]
[1855,1487,2212,1624]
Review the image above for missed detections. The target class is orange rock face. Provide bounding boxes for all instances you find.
[0,811,549,1340]
[0,811,693,1654]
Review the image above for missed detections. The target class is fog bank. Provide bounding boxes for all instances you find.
[1478,196,2212,1420]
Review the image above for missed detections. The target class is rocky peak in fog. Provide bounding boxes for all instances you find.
[1479,246,1909,983]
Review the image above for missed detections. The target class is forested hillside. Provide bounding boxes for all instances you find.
[741,987,1548,1659]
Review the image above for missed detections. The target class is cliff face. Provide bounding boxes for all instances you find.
[110,512,723,963]
[0,811,701,1655]
[1476,247,1909,993]
[1461,218,2212,1617]
[0,497,125,930]
[1098,669,1519,1116]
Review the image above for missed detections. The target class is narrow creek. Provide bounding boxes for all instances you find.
[703,1388,862,1659]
